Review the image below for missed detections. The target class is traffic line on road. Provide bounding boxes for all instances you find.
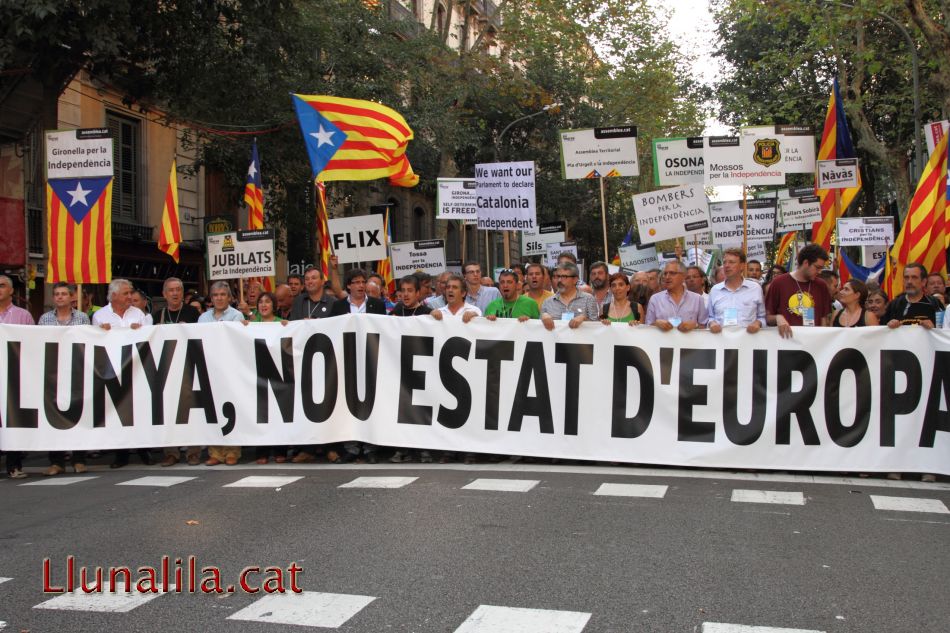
[33,587,174,613]
[0,577,11,585]
[227,591,376,628]
[594,483,668,498]
[223,476,304,488]
[454,605,591,633]
[117,476,197,487]
[19,477,99,487]
[338,476,418,489]
[869,495,949,514]
[702,624,826,633]
[462,478,540,492]
[730,490,805,506]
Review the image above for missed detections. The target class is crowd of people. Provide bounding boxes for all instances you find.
[0,242,946,481]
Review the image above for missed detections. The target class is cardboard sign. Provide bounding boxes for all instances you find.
[545,241,578,267]
[778,194,822,230]
[817,159,859,189]
[619,243,659,271]
[559,127,639,179]
[746,241,767,262]
[474,161,537,231]
[45,128,114,179]
[742,124,815,174]
[836,217,894,246]
[436,178,477,223]
[522,221,567,256]
[703,135,785,186]
[683,247,714,273]
[326,214,387,264]
[923,120,949,156]
[632,183,710,242]
[207,229,276,280]
[708,198,776,246]
[652,137,704,186]
[861,245,887,268]
[389,239,447,277]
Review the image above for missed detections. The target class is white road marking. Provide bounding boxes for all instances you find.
[117,476,196,487]
[462,478,540,492]
[338,476,417,489]
[731,490,805,506]
[702,624,826,633]
[594,483,668,498]
[223,476,304,488]
[454,605,591,633]
[0,577,11,585]
[20,477,99,487]
[869,495,949,514]
[227,591,375,627]
[34,587,174,613]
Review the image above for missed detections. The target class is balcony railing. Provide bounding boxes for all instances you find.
[113,221,154,242]
[27,206,44,256]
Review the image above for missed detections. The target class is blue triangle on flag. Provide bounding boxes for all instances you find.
[48,177,112,224]
[292,95,346,179]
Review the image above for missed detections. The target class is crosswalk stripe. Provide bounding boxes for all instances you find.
[117,476,196,487]
[702,623,826,633]
[338,476,417,489]
[594,483,668,498]
[454,605,591,633]
[20,477,99,487]
[33,587,174,613]
[0,577,11,585]
[223,476,304,488]
[462,478,540,492]
[869,495,949,514]
[731,489,805,506]
[227,591,376,627]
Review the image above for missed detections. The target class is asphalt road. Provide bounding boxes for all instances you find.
[1,461,948,633]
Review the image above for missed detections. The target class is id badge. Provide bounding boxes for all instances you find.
[723,307,739,327]
[561,312,574,322]
[669,316,682,327]
[802,307,815,326]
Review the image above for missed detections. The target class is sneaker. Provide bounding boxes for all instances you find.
[921,474,937,483]
[291,451,316,464]
[160,455,179,467]
[419,451,433,464]
[73,463,88,474]
[389,451,411,464]
[8,469,27,479]
[44,464,65,476]
[886,472,901,480]
[365,453,378,464]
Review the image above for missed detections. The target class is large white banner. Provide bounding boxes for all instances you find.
[1,320,947,475]
[633,183,710,242]
[474,161,537,231]
[652,137,705,186]
[559,127,639,179]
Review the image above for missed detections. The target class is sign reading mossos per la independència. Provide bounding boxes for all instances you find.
[389,239,447,277]
[45,128,114,179]
[436,178,477,224]
[632,183,710,242]
[652,137,705,186]
[703,135,786,186]
[207,229,276,280]
[817,158,860,189]
[708,198,777,246]
[836,217,895,246]
[558,126,639,179]
[474,161,537,231]
[742,124,816,174]
[326,214,387,264]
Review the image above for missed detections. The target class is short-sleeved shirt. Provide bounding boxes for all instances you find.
[883,293,943,326]
[438,303,482,318]
[151,305,201,325]
[527,290,554,311]
[645,289,708,325]
[764,273,832,326]
[0,304,35,325]
[708,279,766,327]
[425,295,446,309]
[465,285,501,313]
[391,302,433,317]
[541,290,599,321]
[92,304,147,328]
[484,294,541,319]
[198,306,244,323]
[38,309,90,326]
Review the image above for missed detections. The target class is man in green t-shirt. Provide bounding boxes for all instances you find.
[484,269,540,321]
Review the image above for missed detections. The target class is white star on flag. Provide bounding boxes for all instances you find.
[66,182,92,207]
[247,161,257,178]
[310,125,336,147]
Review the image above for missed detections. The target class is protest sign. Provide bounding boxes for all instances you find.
[436,178,477,223]
[474,161,537,231]
[619,243,658,272]
[923,120,949,155]
[742,124,815,174]
[836,217,895,246]
[704,135,785,186]
[862,245,887,268]
[327,214,387,264]
[389,239,446,277]
[545,241,578,266]
[559,127,639,179]
[633,183,710,242]
[522,221,566,257]
[207,229,276,280]
[778,194,822,230]
[45,128,114,179]
[817,159,859,189]
[708,198,776,246]
[652,137,704,186]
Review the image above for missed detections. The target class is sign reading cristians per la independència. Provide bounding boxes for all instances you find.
[558,127,640,179]
[474,161,537,231]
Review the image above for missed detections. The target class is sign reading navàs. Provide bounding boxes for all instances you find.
[436,178,477,223]
[817,158,859,189]
[652,137,704,186]
[522,221,567,257]
[836,217,895,246]
[633,183,710,242]
[389,239,447,277]
[559,127,639,179]
[474,161,537,231]
[45,128,114,179]
[326,214,387,264]
[703,135,785,186]
[207,229,276,280]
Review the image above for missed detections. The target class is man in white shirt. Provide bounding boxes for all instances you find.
[92,279,147,329]
[437,274,480,322]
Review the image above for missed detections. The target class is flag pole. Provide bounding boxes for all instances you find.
[503,231,511,268]
[742,184,748,256]
[77,283,83,313]
[599,176,609,262]
[833,189,842,273]
[460,220,467,264]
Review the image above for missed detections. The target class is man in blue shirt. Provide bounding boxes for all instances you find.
[708,247,766,334]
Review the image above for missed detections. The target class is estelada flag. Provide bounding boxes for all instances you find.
[47,177,112,283]
[292,94,419,188]
[158,160,181,263]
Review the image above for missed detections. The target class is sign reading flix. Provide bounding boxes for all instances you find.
[474,161,537,231]
[559,126,639,179]
[326,214,387,264]
[207,229,276,280]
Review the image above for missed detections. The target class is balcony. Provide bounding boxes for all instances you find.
[113,221,154,242]
[27,206,44,256]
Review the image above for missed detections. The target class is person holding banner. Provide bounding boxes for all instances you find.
[92,279,147,330]
[645,261,708,332]
[437,275,481,322]
[289,267,337,321]
[831,280,878,327]
[329,269,387,317]
[883,263,943,328]
[541,263,598,330]
[200,281,244,466]
[524,263,553,311]
[484,270,540,321]
[600,273,642,325]
[765,243,833,337]
[707,248,766,334]
[588,262,611,311]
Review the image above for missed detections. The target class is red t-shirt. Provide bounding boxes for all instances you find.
[765,273,833,326]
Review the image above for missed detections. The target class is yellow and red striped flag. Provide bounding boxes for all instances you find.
[884,133,948,296]
[244,141,272,290]
[376,207,394,294]
[813,79,861,250]
[158,160,181,263]
[47,177,112,283]
[315,182,332,278]
[292,94,418,188]
[774,231,798,269]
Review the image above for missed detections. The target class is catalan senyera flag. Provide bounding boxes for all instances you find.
[315,182,332,278]
[774,231,798,269]
[244,141,272,291]
[47,177,112,283]
[158,160,181,263]
[884,132,949,297]
[813,78,861,250]
[376,207,394,295]
[292,94,419,187]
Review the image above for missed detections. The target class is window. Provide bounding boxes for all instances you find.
[412,206,427,239]
[106,112,141,221]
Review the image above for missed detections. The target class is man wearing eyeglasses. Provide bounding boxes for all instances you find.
[484,269,540,321]
[540,262,599,330]
[462,261,501,313]
[645,260,708,332]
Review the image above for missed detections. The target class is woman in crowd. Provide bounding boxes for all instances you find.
[601,272,643,325]
[244,292,289,464]
[831,279,878,327]
[865,288,889,323]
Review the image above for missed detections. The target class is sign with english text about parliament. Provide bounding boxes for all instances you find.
[474,161,537,231]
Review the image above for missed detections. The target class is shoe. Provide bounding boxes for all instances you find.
[138,450,153,466]
[160,455,179,467]
[886,472,901,480]
[8,469,27,479]
[186,455,201,466]
[45,464,65,476]
[73,463,87,474]
[365,453,377,464]
[225,455,239,466]
[922,474,937,483]
[256,456,269,465]
[274,455,287,464]
[205,458,221,466]
[419,451,433,464]
[291,451,316,464]
[389,451,411,463]
[110,460,128,469]
[463,454,477,465]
